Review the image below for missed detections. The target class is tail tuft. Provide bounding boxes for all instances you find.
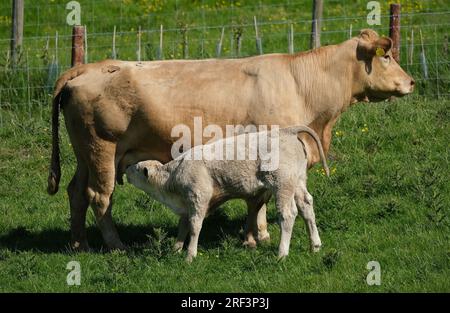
[47,171,59,195]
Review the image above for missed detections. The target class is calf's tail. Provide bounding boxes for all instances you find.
[283,125,330,177]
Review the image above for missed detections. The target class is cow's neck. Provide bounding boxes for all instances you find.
[289,39,361,165]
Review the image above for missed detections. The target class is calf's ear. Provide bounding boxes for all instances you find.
[144,167,149,178]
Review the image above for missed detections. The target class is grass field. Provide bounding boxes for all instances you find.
[0,96,448,292]
[0,0,449,292]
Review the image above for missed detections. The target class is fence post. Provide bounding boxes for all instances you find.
[10,0,24,66]
[157,24,163,60]
[310,0,323,49]
[409,28,414,66]
[216,27,224,57]
[137,26,141,62]
[254,16,263,55]
[112,25,117,59]
[84,25,88,64]
[288,24,294,54]
[419,29,428,80]
[444,35,448,56]
[71,25,85,67]
[389,3,401,63]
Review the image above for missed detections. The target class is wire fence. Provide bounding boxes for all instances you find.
[0,0,448,125]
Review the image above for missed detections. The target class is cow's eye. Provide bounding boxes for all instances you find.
[380,54,390,65]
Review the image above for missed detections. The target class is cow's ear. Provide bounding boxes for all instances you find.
[143,167,149,178]
[358,36,392,58]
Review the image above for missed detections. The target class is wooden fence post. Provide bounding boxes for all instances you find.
[310,0,323,49]
[10,0,24,66]
[389,3,401,63]
[71,25,85,67]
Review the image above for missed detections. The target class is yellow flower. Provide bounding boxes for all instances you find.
[335,130,344,137]
[361,124,368,133]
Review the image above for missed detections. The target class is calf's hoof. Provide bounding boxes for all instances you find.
[311,244,322,253]
[185,254,195,263]
[173,242,184,253]
[257,231,270,243]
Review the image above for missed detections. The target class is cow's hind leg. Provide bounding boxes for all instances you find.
[295,184,321,252]
[86,141,125,250]
[67,161,90,251]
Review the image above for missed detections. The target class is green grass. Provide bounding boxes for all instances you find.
[0,96,448,292]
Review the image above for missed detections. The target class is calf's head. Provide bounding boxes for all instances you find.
[355,29,415,101]
[126,160,163,193]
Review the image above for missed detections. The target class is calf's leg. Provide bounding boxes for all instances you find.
[174,214,189,252]
[275,188,297,259]
[244,198,263,248]
[295,185,321,252]
[256,204,270,242]
[186,207,207,263]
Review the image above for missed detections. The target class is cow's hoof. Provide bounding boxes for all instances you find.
[277,254,287,262]
[71,240,90,252]
[243,239,257,249]
[108,241,128,252]
[185,255,194,263]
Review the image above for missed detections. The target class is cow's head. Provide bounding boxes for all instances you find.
[355,29,415,101]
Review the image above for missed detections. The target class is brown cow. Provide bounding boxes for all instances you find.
[48,29,414,251]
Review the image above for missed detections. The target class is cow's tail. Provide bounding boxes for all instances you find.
[47,66,86,195]
[282,125,330,177]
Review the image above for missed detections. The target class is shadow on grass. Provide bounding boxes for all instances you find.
[0,211,278,254]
